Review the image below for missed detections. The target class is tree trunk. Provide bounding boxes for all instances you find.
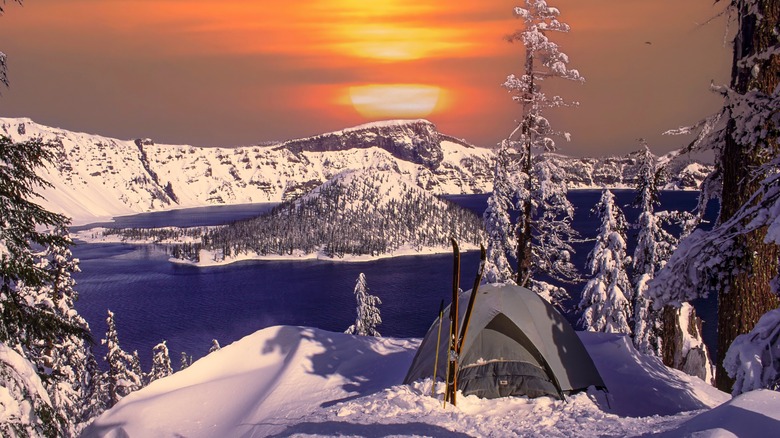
[516,148,533,287]
[516,52,535,287]
[716,0,780,392]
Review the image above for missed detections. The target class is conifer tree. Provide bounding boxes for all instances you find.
[179,352,190,371]
[103,311,142,407]
[633,145,713,382]
[149,341,172,383]
[22,224,102,435]
[578,190,632,334]
[209,339,221,354]
[653,0,780,391]
[344,273,382,337]
[501,1,583,298]
[484,142,516,284]
[632,144,672,355]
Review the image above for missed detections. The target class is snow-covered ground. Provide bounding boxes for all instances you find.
[82,326,779,438]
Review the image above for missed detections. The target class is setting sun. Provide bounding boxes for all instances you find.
[347,84,444,118]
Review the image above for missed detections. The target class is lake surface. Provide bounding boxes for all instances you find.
[72,191,718,369]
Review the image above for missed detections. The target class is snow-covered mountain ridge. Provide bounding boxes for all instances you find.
[0,117,494,224]
[1,118,711,224]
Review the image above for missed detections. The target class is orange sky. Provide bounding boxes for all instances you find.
[0,1,731,155]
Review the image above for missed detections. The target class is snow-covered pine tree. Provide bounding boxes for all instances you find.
[502,1,583,298]
[21,224,104,435]
[149,341,173,383]
[578,190,632,334]
[103,310,142,407]
[1,134,97,435]
[632,143,673,356]
[653,0,780,392]
[209,339,221,354]
[724,307,780,395]
[0,342,59,438]
[80,354,108,427]
[130,351,143,387]
[344,273,382,337]
[484,141,516,284]
[632,144,713,382]
[179,352,190,371]
[0,1,23,88]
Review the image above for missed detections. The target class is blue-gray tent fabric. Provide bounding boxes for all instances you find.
[403,283,606,397]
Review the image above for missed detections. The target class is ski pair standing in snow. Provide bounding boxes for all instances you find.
[443,239,486,406]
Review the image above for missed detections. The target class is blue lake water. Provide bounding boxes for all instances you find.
[72,191,718,369]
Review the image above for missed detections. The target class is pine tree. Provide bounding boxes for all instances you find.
[653,0,780,392]
[502,1,583,296]
[209,339,221,354]
[483,142,516,284]
[0,342,59,438]
[102,311,142,407]
[0,1,23,89]
[578,190,632,334]
[21,224,103,435]
[149,341,172,383]
[724,307,780,395]
[344,273,382,337]
[179,352,190,371]
[632,144,672,355]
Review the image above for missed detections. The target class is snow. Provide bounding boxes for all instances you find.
[78,325,778,438]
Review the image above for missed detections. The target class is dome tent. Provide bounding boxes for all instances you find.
[404,283,606,399]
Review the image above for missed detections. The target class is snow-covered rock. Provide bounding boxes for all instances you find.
[79,326,754,438]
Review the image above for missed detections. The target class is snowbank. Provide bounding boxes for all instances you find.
[82,327,780,438]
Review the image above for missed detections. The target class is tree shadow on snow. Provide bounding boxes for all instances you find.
[641,405,780,437]
[260,326,413,408]
[263,420,472,438]
[581,332,719,417]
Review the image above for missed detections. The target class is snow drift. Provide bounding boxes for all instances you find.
[78,325,780,438]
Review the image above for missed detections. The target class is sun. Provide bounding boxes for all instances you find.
[347,84,443,119]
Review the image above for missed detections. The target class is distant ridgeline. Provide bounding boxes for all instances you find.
[104,170,485,262]
[0,117,711,222]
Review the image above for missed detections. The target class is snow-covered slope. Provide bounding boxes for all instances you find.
[1,118,712,225]
[77,326,771,438]
[546,150,712,190]
[0,118,494,224]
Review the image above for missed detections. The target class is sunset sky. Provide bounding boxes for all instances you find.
[0,1,731,156]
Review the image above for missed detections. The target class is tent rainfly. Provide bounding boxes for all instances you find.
[404,283,606,399]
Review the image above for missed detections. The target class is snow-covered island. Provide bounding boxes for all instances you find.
[74,169,486,266]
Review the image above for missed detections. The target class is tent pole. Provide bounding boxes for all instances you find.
[431,299,445,398]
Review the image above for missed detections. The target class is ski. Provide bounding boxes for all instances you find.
[446,238,460,406]
[458,244,486,354]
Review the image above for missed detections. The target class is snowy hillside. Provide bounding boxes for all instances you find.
[81,325,780,438]
[1,118,711,225]
[94,169,486,264]
[0,118,494,224]
[546,151,712,190]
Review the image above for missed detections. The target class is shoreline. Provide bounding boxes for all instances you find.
[73,228,479,266]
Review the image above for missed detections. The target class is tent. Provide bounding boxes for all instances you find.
[404,283,606,399]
